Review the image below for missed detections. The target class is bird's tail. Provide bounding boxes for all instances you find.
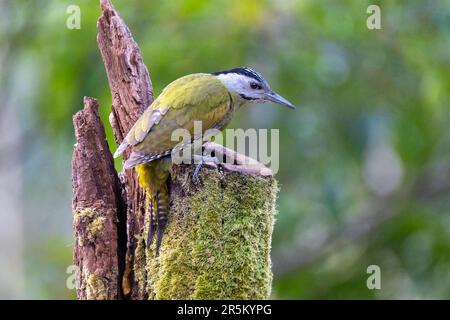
[136,159,171,253]
[148,184,169,252]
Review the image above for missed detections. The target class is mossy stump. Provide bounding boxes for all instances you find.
[132,147,277,299]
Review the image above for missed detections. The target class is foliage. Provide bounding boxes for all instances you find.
[1,0,449,298]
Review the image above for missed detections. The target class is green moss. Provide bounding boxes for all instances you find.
[144,166,277,299]
[73,208,106,244]
[85,273,107,300]
[134,233,148,297]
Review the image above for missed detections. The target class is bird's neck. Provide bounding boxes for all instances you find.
[212,91,246,131]
[229,90,249,109]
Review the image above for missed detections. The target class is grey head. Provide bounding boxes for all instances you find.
[213,67,295,109]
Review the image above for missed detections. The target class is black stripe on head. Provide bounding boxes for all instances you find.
[239,94,259,100]
[213,67,265,84]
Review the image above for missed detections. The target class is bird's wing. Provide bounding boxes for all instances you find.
[115,73,231,166]
[113,103,170,158]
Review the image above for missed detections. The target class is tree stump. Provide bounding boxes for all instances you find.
[72,97,122,300]
[71,0,278,300]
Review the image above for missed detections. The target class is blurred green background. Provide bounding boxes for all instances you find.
[0,0,449,299]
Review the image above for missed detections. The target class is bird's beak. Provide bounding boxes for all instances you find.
[264,91,296,109]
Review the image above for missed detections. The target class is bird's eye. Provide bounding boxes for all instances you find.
[250,82,262,90]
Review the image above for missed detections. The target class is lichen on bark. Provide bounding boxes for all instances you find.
[73,208,108,244]
[85,273,108,300]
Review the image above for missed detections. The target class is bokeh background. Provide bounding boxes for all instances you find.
[1,0,449,299]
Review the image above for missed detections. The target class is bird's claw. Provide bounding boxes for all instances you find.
[192,154,219,181]
[193,161,203,181]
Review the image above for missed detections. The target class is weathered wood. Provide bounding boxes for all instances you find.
[97,0,152,299]
[72,97,121,299]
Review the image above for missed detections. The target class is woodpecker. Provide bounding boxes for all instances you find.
[114,67,295,252]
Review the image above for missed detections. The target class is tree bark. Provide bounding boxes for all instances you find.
[96,0,152,299]
[71,0,278,300]
[72,97,122,300]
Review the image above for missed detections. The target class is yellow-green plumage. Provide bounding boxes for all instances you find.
[125,73,234,162]
[119,73,236,251]
[114,67,295,252]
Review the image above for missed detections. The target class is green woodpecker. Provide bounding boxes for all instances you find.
[114,67,295,252]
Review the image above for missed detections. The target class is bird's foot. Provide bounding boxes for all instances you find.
[192,154,219,181]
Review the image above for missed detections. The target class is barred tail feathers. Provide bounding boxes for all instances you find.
[146,187,169,251]
[155,186,170,252]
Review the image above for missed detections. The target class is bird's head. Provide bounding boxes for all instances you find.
[213,67,296,109]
